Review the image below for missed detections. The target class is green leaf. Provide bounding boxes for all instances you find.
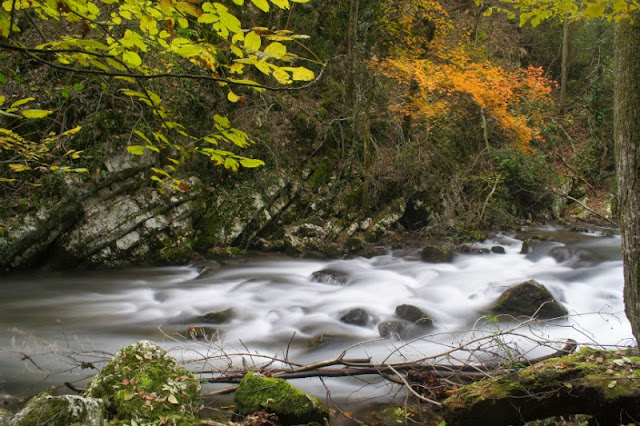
[127,145,146,155]
[21,109,53,119]
[0,95,4,106]
[123,390,135,401]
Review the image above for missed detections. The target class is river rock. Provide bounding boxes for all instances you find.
[395,304,433,327]
[456,245,490,255]
[491,246,506,254]
[200,308,235,324]
[340,308,372,327]
[234,371,329,425]
[420,244,454,263]
[85,340,201,423]
[10,394,105,426]
[491,280,568,319]
[310,268,349,285]
[378,320,407,338]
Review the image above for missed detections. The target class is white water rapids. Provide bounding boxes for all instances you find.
[0,225,634,405]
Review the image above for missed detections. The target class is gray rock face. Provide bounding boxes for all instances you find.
[491,279,568,319]
[310,268,350,285]
[0,169,198,270]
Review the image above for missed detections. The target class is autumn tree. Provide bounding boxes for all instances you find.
[373,0,554,150]
[0,0,315,191]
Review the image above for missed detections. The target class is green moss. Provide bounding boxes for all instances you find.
[11,393,105,426]
[308,158,333,190]
[234,371,329,425]
[86,340,201,423]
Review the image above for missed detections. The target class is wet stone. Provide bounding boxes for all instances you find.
[340,308,372,327]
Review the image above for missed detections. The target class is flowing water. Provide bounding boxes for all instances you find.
[0,225,633,409]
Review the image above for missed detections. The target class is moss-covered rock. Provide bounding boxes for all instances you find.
[378,320,407,338]
[234,371,328,425]
[395,304,433,327]
[10,393,105,426]
[85,340,201,423]
[200,308,235,324]
[443,347,640,426]
[420,244,454,263]
[340,308,372,327]
[492,279,568,319]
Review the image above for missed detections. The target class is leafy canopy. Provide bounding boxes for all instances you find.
[0,0,314,191]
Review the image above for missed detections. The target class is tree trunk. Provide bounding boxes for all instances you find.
[559,16,571,109]
[615,12,640,346]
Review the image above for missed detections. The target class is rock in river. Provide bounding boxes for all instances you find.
[491,279,568,319]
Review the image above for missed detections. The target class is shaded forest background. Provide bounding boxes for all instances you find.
[0,0,618,268]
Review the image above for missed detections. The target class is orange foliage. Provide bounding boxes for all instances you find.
[373,0,554,149]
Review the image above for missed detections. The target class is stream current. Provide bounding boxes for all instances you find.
[0,225,634,406]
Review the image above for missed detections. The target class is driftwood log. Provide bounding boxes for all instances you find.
[442,346,640,426]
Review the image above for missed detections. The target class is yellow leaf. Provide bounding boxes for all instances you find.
[224,157,239,172]
[10,97,35,108]
[127,145,146,155]
[227,90,240,103]
[0,95,4,106]
[168,394,179,404]
[240,158,264,168]
[250,0,269,12]
[270,0,289,9]
[272,68,291,84]
[122,51,142,67]
[9,163,32,172]
[198,13,218,24]
[140,15,158,36]
[583,3,606,17]
[289,66,314,81]
[21,109,53,119]
[244,31,261,50]
[264,42,286,59]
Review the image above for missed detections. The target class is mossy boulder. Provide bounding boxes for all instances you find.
[491,280,568,319]
[234,371,329,425]
[200,308,235,324]
[395,304,433,327]
[378,320,407,338]
[420,244,454,263]
[443,347,640,426]
[85,340,201,423]
[340,308,372,327]
[10,393,105,426]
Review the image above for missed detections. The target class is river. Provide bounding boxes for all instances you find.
[0,224,633,413]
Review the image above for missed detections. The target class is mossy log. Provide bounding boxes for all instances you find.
[442,347,640,426]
